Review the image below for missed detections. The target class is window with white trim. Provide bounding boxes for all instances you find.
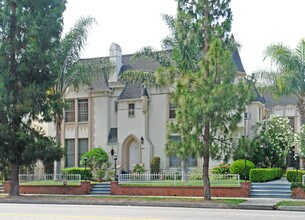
[65,139,75,167]
[64,100,75,123]
[169,102,176,119]
[128,103,135,117]
[78,99,88,122]
[78,138,88,166]
[169,135,197,167]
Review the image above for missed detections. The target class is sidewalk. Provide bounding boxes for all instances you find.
[1,194,305,211]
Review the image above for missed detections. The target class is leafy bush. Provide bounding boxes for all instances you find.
[79,147,110,180]
[80,147,109,171]
[286,170,305,183]
[250,168,282,182]
[132,164,145,173]
[211,162,230,174]
[61,167,92,180]
[190,169,202,180]
[229,159,255,180]
[151,157,160,174]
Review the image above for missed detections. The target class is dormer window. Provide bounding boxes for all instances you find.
[169,102,177,119]
[128,103,135,117]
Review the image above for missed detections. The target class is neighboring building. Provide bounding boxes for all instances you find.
[58,42,301,172]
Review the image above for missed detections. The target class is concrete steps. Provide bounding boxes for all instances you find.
[89,182,111,195]
[0,184,4,194]
[250,180,291,198]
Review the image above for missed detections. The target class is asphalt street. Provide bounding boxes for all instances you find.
[0,203,304,220]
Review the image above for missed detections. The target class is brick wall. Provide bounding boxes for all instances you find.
[4,181,92,195]
[111,182,251,197]
[292,187,305,199]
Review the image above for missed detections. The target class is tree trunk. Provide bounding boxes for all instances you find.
[9,162,19,196]
[203,121,211,200]
[181,160,189,181]
[297,97,305,124]
[54,116,62,179]
[202,0,211,200]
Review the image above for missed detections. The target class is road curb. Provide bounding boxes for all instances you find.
[277,206,305,212]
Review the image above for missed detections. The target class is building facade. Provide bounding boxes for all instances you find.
[57,43,301,173]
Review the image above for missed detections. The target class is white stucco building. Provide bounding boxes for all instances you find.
[58,43,301,172]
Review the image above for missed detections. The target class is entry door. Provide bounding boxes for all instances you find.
[129,141,139,170]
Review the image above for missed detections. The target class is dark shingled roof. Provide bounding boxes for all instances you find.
[117,50,246,100]
[79,57,109,91]
[253,87,265,104]
[107,128,117,143]
[263,92,298,109]
[120,50,245,74]
[120,53,161,74]
[232,50,245,73]
[118,84,143,100]
[81,49,246,99]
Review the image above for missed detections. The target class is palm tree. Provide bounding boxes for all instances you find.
[262,39,305,122]
[50,16,113,174]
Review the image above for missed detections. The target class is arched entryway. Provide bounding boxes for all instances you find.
[121,135,142,171]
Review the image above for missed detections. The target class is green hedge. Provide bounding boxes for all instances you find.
[61,167,92,180]
[249,168,282,182]
[286,170,305,183]
[229,159,255,180]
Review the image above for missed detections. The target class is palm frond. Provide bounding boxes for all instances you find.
[58,16,96,87]
[119,70,156,87]
[132,47,173,67]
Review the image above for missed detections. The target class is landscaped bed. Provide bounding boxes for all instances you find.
[118,179,242,187]
[19,180,81,186]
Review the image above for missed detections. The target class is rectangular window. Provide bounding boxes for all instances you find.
[64,100,75,123]
[65,139,75,167]
[169,102,176,119]
[78,99,88,122]
[78,139,88,166]
[169,155,197,167]
[128,103,135,117]
[169,135,197,167]
[169,155,181,167]
[114,101,118,113]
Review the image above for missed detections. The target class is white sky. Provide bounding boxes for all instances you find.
[63,0,305,75]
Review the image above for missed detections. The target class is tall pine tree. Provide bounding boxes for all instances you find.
[168,0,251,200]
[0,0,66,196]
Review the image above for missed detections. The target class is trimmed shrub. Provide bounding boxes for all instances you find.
[286,170,305,183]
[229,159,255,180]
[61,167,92,180]
[211,162,230,174]
[250,168,282,182]
[151,157,160,174]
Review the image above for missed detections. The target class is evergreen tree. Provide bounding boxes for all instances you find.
[0,0,66,196]
[120,0,251,200]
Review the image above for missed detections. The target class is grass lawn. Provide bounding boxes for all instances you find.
[276,200,305,207]
[0,194,247,205]
[119,179,240,187]
[19,180,81,186]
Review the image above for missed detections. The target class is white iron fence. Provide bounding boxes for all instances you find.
[302,175,305,186]
[19,174,81,185]
[118,172,240,187]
